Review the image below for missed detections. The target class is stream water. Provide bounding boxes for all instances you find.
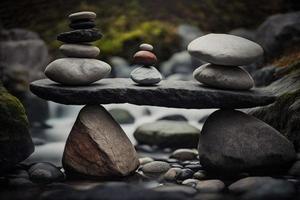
[26,102,215,166]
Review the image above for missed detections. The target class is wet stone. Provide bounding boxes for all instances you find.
[57,29,102,43]
[177,168,194,181]
[29,162,65,184]
[70,21,95,29]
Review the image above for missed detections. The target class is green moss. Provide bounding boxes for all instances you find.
[0,85,28,128]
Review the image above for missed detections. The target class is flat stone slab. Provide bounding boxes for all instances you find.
[30,78,276,109]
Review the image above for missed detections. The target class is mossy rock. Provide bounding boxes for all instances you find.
[248,60,300,150]
[0,83,34,173]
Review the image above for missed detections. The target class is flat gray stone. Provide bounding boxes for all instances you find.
[130,66,162,85]
[188,33,263,66]
[59,44,100,58]
[30,78,275,108]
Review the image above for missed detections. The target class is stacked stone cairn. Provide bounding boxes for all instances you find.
[44,11,111,86]
[130,43,162,85]
[188,34,296,174]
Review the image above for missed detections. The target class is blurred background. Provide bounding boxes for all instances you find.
[1,0,300,165]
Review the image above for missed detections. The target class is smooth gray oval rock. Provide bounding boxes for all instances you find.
[59,44,100,58]
[139,43,154,51]
[45,58,111,86]
[68,11,96,22]
[193,63,254,90]
[130,66,162,85]
[188,33,264,66]
[198,109,296,174]
[133,120,200,148]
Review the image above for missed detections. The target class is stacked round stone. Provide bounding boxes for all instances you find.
[188,33,263,90]
[44,11,111,86]
[130,43,162,86]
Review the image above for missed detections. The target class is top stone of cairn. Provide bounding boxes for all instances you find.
[68,11,96,22]
[188,33,264,66]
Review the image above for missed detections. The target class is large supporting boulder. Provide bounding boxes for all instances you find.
[62,105,139,178]
[198,109,296,174]
[0,83,34,173]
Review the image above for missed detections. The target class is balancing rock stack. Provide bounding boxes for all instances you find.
[130,43,162,85]
[44,11,111,86]
[188,34,296,174]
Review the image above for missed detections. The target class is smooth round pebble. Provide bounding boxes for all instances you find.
[133,51,157,65]
[288,161,300,176]
[130,66,162,85]
[182,178,200,187]
[29,162,65,183]
[60,44,100,58]
[154,185,197,196]
[163,167,182,182]
[8,178,35,187]
[68,11,96,22]
[193,63,254,90]
[188,33,264,66]
[141,161,171,176]
[193,170,207,180]
[45,58,111,86]
[170,149,198,161]
[177,168,194,181]
[196,180,225,193]
[139,43,154,51]
[57,29,102,43]
[138,157,154,165]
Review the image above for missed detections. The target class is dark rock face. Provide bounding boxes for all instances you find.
[57,29,102,43]
[251,65,278,87]
[30,78,276,109]
[63,105,139,178]
[198,110,296,174]
[0,28,49,81]
[0,84,34,173]
[255,11,300,60]
[248,61,300,150]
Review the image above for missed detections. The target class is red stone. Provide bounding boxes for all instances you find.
[133,50,157,65]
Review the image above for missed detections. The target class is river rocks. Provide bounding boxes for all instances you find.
[130,44,162,85]
[57,29,102,43]
[141,161,170,177]
[241,179,296,200]
[45,58,111,85]
[63,105,139,177]
[59,44,100,58]
[0,84,34,173]
[228,177,276,194]
[193,63,254,90]
[133,120,200,148]
[288,161,300,176]
[28,162,65,183]
[188,33,263,66]
[195,180,225,193]
[44,11,111,86]
[170,149,198,161]
[108,108,135,124]
[198,109,296,173]
[130,66,162,85]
